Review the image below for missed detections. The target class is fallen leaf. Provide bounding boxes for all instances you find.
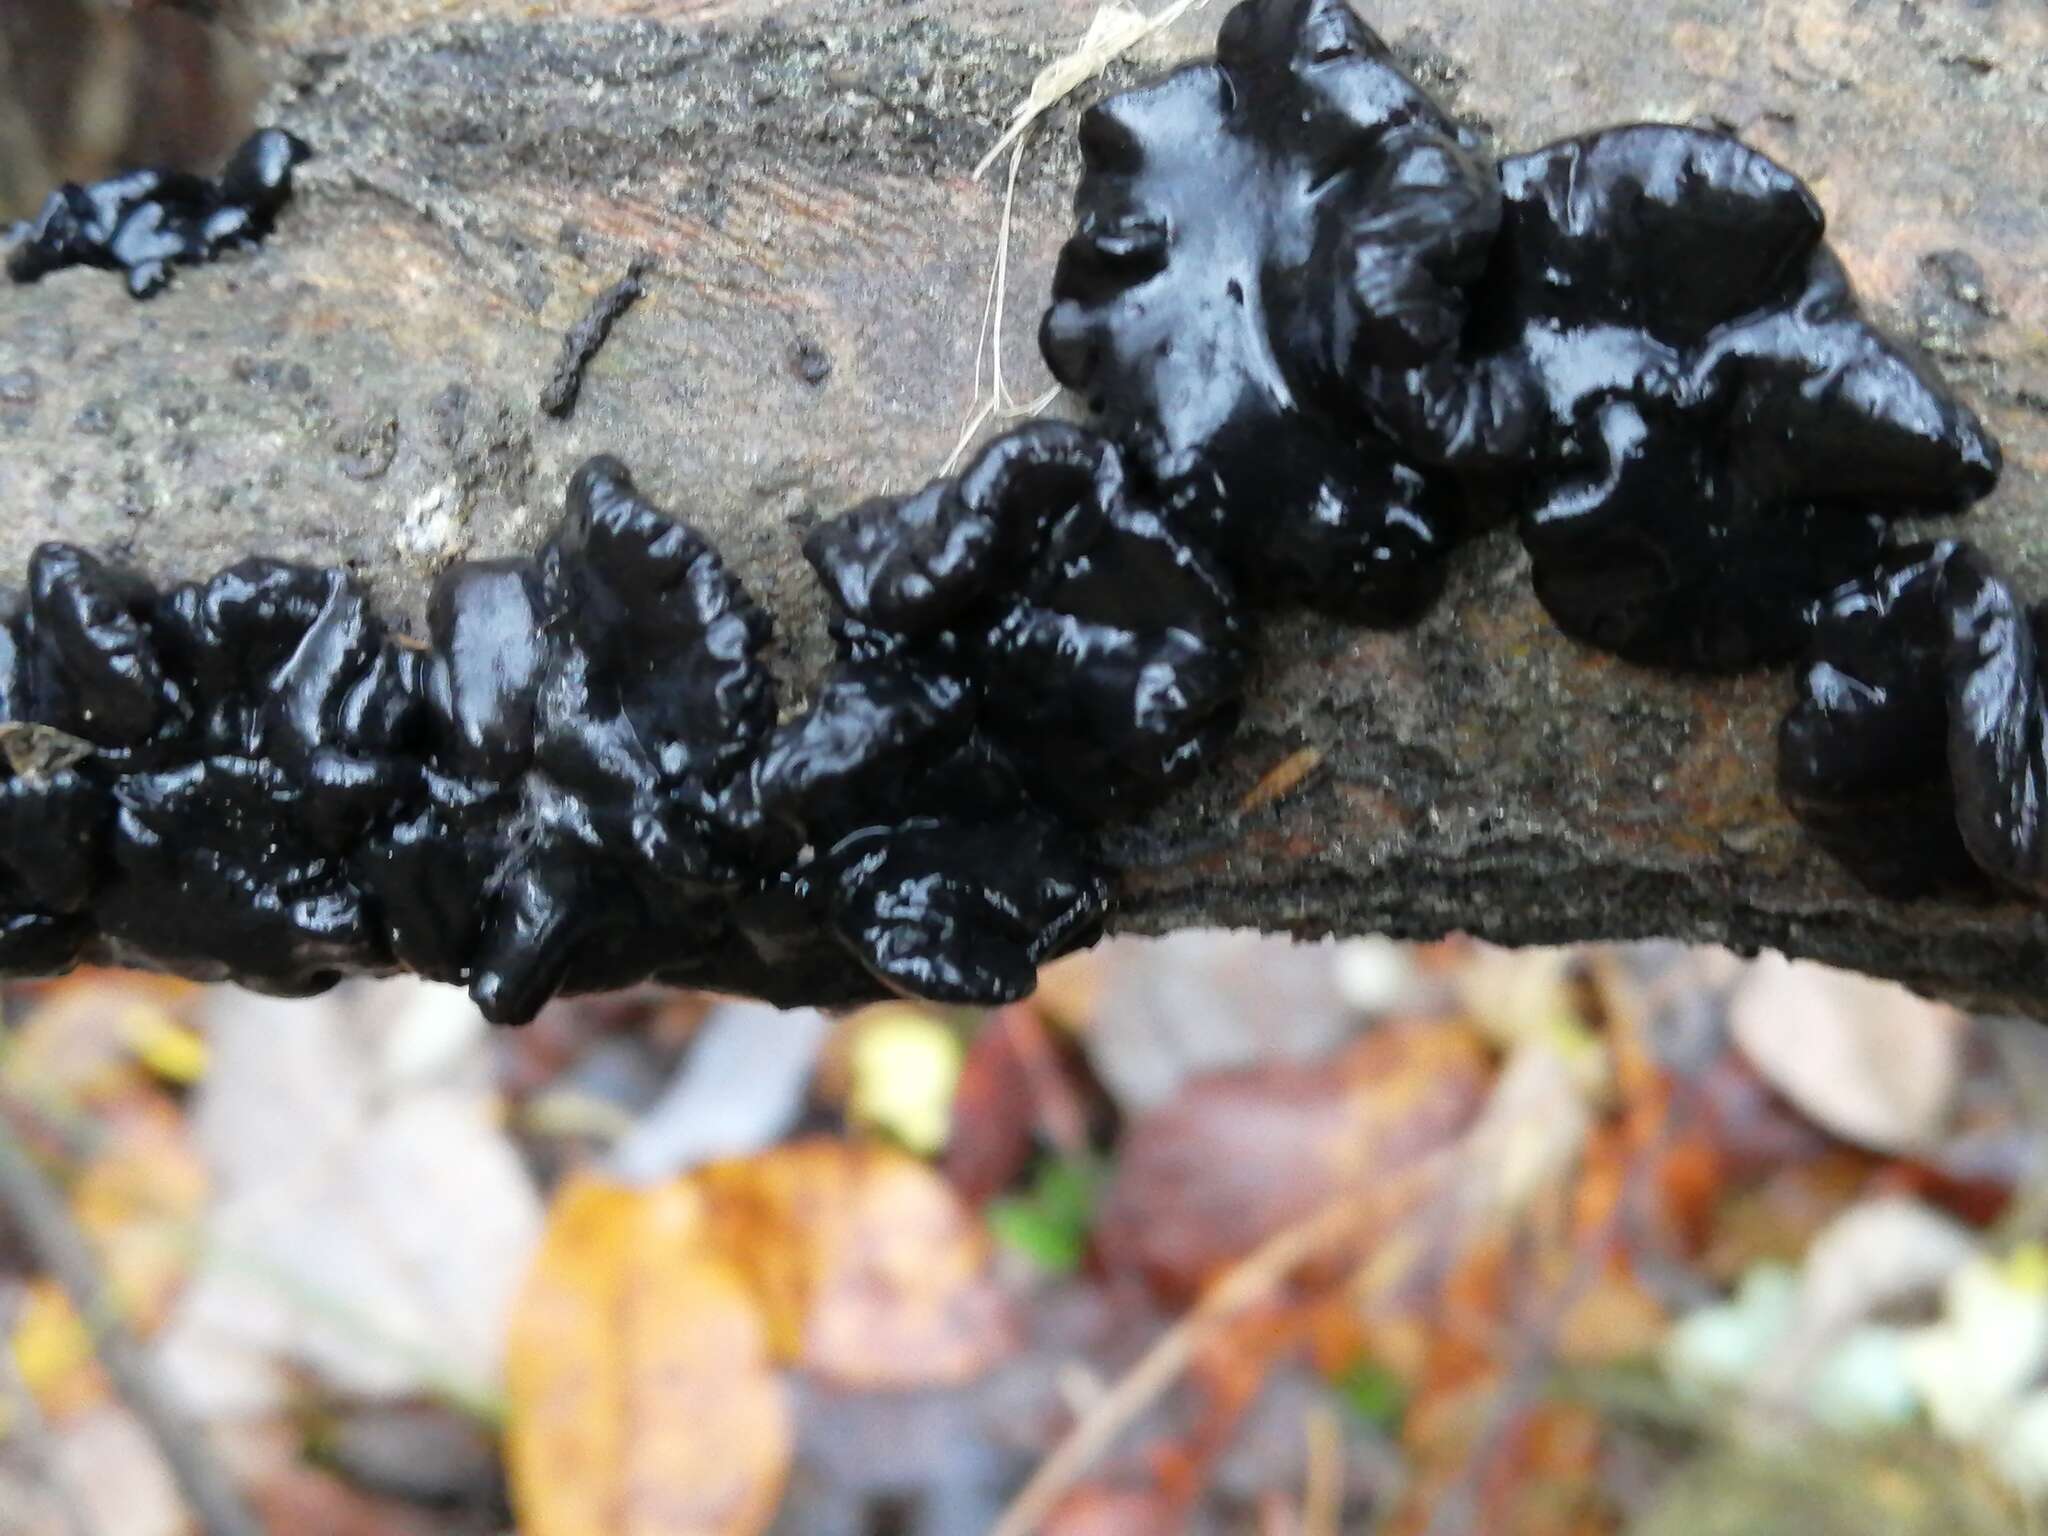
[117,1006,208,1087]
[1748,1197,1978,1416]
[1084,932,1374,1113]
[0,970,201,1109]
[506,1176,790,1536]
[1729,954,1965,1155]
[505,1140,1011,1536]
[943,1007,1047,1204]
[178,985,543,1402]
[9,1279,105,1423]
[698,1139,1015,1389]
[1098,1020,1492,1298]
[1904,1249,2048,1442]
[1039,1486,1185,1536]
[249,1463,444,1536]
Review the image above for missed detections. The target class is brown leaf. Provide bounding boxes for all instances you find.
[506,1140,1012,1535]
[249,1464,443,1536]
[943,1007,1043,1204]
[1099,1021,1492,1298]
[505,1176,791,1536]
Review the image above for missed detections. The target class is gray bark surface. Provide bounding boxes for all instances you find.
[1,0,2044,1014]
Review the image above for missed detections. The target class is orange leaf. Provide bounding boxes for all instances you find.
[505,1175,791,1536]
[698,1139,1015,1389]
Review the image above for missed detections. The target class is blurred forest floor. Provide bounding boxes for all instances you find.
[4,935,2048,1536]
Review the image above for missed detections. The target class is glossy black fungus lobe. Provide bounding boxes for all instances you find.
[6,128,311,298]
[763,420,1253,1000]
[1487,127,2000,669]
[1781,541,2048,904]
[1042,0,1502,623]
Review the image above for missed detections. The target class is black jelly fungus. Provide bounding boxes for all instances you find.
[1040,0,1496,623]
[1489,127,2001,670]
[0,447,1146,1021]
[1,0,2039,1017]
[1046,0,1998,667]
[1032,0,2029,916]
[1782,541,2048,904]
[799,421,1248,826]
[6,128,311,298]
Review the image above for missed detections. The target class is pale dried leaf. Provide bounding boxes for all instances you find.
[182,985,542,1401]
[1729,954,1964,1154]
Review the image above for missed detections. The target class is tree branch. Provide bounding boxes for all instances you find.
[0,0,2043,1016]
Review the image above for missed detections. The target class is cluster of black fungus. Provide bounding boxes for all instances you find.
[1485,128,2000,670]
[0,459,787,1020]
[0,437,1248,1021]
[1045,0,2040,907]
[1045,0,2000,670]
[6,128,309,299]
[1,0,2039,1019]
[1781,542,2047,904]
[771,421,1244,1000]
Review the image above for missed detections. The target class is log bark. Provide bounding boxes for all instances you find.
[1,0,2044,1016]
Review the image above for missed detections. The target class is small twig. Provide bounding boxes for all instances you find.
[540,260,650,419]
[971,0,1214,182]
[0,1101,261,1536]
[987,1173,1427,1536]
[941,0,1211,476]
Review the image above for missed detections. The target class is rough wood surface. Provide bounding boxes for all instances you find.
[1,0,2044,1015]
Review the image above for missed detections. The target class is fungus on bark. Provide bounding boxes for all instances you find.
[1,434,1235,1021]
[5,127,310,299]
[0,0,2040,1023]
[1038,0,1507,624]
[1042,0,1999,669]
[1488,127,2002,670]
[1781,541,2048,905]
[764,420,1249,1001]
